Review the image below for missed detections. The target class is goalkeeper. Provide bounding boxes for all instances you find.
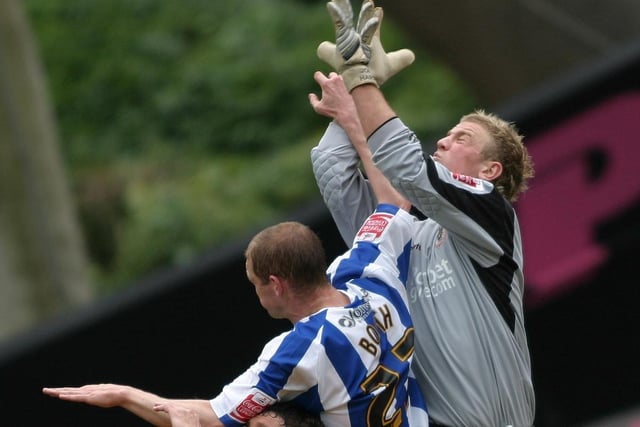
[309,1,536,426]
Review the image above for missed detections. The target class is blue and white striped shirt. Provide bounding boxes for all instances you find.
[210,204,429,427]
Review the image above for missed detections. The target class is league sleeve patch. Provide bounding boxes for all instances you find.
[229,389,277,423]
[356,212,393,242]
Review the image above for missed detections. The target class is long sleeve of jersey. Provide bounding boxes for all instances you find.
[326,203,414,294]
[311,121,377,246]
[368,118,507,260]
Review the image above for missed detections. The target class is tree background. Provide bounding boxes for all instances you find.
[1,0,475,340]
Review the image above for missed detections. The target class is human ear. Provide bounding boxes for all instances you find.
[269,275,285,296]
[481,161,502,181]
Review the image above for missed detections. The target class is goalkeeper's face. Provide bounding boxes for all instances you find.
[433,121,502,181]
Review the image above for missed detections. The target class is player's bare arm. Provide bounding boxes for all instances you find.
[43,384,221,427]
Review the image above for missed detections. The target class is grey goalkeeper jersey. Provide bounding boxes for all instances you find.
[312,119,535,427]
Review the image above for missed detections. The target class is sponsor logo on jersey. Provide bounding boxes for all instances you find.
[230,390,276,423]
[452,172,480,187]
[356,212,393,241]
[409,258,456,302]
[339,290,372,327]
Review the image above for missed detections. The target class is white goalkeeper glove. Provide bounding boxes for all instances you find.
[321,0,379,91]
[318,0,415,91]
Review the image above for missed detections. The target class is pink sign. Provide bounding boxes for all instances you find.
[516,92,640,305]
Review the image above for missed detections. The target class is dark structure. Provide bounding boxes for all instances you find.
[379,0,640,105]
[1,39,639,427]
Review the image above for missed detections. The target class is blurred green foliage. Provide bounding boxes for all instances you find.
[25,0,477,293]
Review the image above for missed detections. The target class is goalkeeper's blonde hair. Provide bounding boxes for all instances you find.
[461,109,534,202]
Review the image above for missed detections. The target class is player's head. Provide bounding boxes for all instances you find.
[245,221,329,317]
[247,402,325,427]
[434,109,534,202]
[461,109,534,201]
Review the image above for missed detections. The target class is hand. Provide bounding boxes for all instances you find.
[321,0,380,91]
[318,2,415,87]
[42,383,128,408]
[154,402,202,427]
[366,7,415,84]
[308,71,358,124]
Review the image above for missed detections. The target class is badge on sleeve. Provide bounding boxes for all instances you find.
[229,389,277,423]
[356,212,393,242]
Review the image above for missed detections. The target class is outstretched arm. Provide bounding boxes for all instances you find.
[154,402,202,427]
[309,71,409,211]
[43,384,219,427]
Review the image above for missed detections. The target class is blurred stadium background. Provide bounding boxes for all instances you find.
[1,1,639,425]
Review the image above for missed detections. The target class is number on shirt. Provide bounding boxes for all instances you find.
[360,327,414,427]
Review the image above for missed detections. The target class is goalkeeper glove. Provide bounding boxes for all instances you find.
[322,0,380,91]
[318,1,415,90]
